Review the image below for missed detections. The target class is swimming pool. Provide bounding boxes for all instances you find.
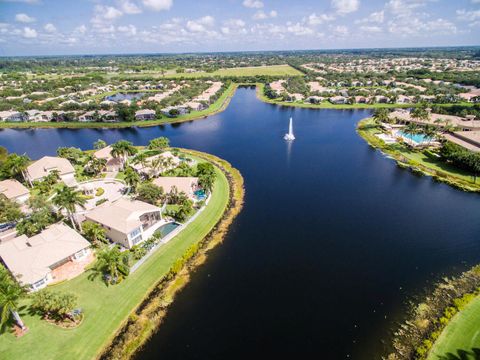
[154,222,180,238]
[397,131,432,144]
[194,189,207,200]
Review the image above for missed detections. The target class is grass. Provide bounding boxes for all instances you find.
[255,83,476,110]
[427,295,480,360]
[357,117,480,192]
[113,65,303,79]
[0,157,230,360]
[0,83,238,130]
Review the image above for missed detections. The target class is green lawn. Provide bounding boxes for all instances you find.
[114,65,303,79]
[0,162,229,360]
[428,295,480,360]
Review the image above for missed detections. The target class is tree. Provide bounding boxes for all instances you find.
[0,153,30,182]
[85,157,106,176]
[31,290,77,321]
[0,146,7,164]
[111,140,137,169]
[0,196,23,224]
[148,137,170,151]
[373,108,389,124]
[196,162,216,193]
[136,182,164,204]
[93,139,107,150]
[411,106,430,122]
[52,185,86,231]
[124,166,140,191]
[56,147,83,164]
[16,195,56,236]
[0,265,26,330]
[89,246,130,286]
[82,221,107,246]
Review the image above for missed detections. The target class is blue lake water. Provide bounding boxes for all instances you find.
[1,87,480,359]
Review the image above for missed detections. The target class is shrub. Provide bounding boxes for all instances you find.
[95,187,105,197]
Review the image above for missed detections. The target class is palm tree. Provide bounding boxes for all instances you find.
[124,166,140,191]
[373,108,389,124]
[150,157,163,177]
[89,246,130,286]
[2,154,30,185]
[0,269,26,330]
[82,220,107,247]
[423,124,437,146]
[110,140,137,170]
[52,185,86,231]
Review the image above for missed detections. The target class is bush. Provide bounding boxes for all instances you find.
[95,187,105,197]
[95,198,108,206]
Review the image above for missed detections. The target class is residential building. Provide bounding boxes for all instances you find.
[135,109,156,120]
[93,145,123,172]
[25,156,76,185]
[84,198,163,249]
[152,177,199,199]
[0,179,30,204]
[0,223,92,291]
[0,111,28,122]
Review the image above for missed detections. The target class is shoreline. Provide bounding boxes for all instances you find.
[97,149,244,360]
[356,117,480,193]
[1,83,475,130]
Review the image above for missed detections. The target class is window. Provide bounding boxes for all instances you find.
[129,227,142,239]
[131,235,143,245]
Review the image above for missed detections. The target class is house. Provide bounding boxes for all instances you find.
[25,156,76,185]
[93,145,123,172]
[375,95,389,104]
[0,223,92,291]
[355,96,368,104]
[0,111,28,122]
[135,109,156,120]
[183,101,206,111]
[0,179,30,204]
[161,105,189,117]
[306,96,324,104]
[152,177,199,199]
[84,198,162,249]
[131,151,180,177]
[79,111,96,122]
[329,96,347,104]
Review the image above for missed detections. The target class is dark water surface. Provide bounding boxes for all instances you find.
[1,87,479,359]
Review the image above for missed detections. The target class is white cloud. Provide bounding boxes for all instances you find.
[243,0,263,9]
[118,24,137,35]
[331,0,359,15]
[91,5,123,28]
[23,26,37,38]
[186,15,215,32]
[307,13,335,25]
[74,24,87,34]
[355,10,384,24]
[119,0,142,14]
[44,23,56,32]
[456,9,480,21]
[359,25,382,33]
[332,25,349,36]
[386,0,435,16]
[224,18,246,28]
[287,22,314,36]
[15,13,35,23]
[253,10,277,20]
[142,0,173,11]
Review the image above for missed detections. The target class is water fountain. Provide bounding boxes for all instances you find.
[284,117,295,141]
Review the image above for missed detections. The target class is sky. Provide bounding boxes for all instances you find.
[0,0,479,56]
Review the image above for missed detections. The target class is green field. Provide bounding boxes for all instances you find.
[0,161,230,360]
[428,295,480,360]
[115,64,303,79]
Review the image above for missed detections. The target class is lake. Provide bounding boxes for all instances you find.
[1,87,479,359]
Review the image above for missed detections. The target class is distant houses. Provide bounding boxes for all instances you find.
[0,223,92,291]
[0,111,28,122]
[135,109,156,120]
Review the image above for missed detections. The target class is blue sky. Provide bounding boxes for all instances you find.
[0,0,479,56]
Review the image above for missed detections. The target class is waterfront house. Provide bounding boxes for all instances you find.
[0,111,28,122]
[329,96,347,104]
[93,145,123,172]
[84,198,163,249]
[135,109,156,120]
[26,156,76,186]
[0,179,30,204]
[131,151,180,177]
[183,101,206,111]
[0,223,92,291]
[152,177,199,199]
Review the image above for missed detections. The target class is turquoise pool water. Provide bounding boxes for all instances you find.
[398,131,431,144]
[155,222,180,238]
[194,189,207,200]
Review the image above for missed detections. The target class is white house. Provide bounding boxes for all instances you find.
[0,111,28,122]
[135,109,156,120]
[0,179,30,204]
[152,177,199,199]
[25,156,76,185]
[0,223,92,291]
[84,198,163,249]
